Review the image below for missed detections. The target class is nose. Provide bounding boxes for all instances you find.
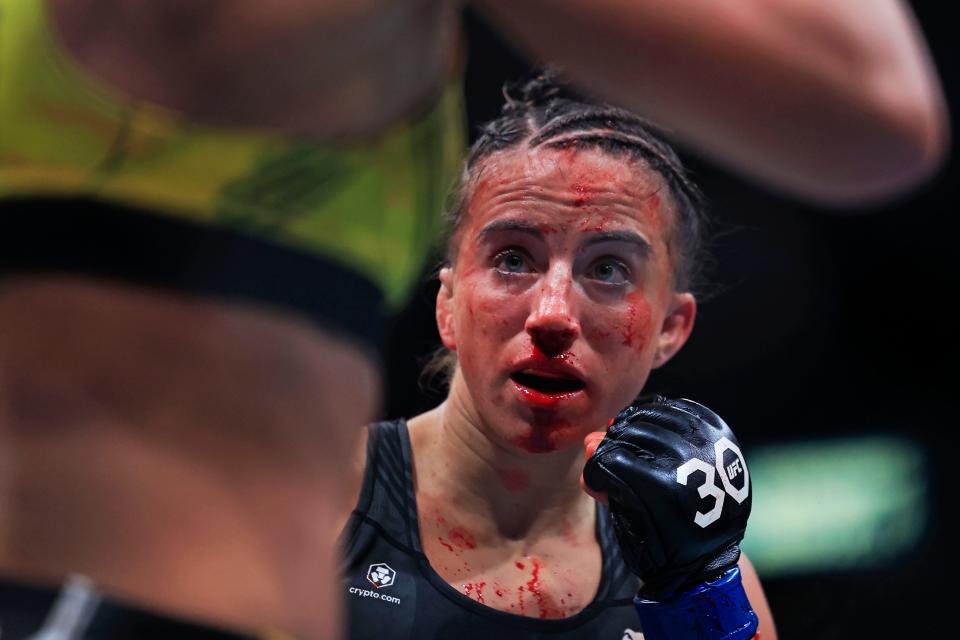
[525,269,581,356]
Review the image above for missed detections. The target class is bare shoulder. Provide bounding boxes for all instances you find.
[739,552,778,640]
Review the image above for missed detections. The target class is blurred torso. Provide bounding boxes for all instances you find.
[0,0,464,634]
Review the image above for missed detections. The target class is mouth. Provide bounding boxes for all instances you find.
[510,370,586,395]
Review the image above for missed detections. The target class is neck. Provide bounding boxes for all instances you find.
[407,375,604,618]
[408,382,594,545]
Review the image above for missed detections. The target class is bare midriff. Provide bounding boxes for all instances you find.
[0,276,379,637]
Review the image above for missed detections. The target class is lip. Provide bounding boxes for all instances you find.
[510,379,586,408]
[508,354,587,384]
[507,354,588,408]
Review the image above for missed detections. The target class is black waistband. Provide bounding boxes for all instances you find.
[0,576,255,639]
[1,196,386,354]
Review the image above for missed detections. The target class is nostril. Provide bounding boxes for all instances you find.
[530,327,577,357]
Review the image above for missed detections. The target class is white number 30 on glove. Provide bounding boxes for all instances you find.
[676,437,750,528]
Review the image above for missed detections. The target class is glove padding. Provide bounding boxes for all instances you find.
[583,395,751,600]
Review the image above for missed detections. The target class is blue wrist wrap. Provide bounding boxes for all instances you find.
[633,566,758,640]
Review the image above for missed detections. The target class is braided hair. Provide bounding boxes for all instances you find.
[444,70,707,293]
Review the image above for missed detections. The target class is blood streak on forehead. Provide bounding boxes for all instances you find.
[473,148,668,225]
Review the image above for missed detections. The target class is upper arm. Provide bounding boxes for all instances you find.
[739,552,778,640]
[471,0,948,205]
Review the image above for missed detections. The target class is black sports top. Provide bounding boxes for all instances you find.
[340,420,643,639]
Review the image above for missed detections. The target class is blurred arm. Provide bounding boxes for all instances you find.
[740,553,777,640]
[472,0,950,206]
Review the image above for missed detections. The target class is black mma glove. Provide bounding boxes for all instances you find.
[583,395,752,601]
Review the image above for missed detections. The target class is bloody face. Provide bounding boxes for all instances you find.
[440,146,690,454]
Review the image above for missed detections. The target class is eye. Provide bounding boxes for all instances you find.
[586,257,630,285]
[493,249,532,275]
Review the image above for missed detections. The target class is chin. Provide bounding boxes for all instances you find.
[506,413,594,454]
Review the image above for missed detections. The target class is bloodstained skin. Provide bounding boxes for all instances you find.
[523,558,565,618]
[448,528,477,550]
[569,160,620,208]
[430,512,475,576]
[572,182,590,208]
[511,384,575,410]
[618,291,653,352]
[510,413,572,453]
[512,343,582,452]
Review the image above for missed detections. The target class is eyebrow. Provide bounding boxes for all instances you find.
[583,231,652,256]
[479,220,652,255]
[479,219,542,239]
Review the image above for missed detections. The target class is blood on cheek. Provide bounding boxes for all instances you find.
[617,292,654,352]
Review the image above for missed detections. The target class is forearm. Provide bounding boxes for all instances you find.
[472,0,949,205]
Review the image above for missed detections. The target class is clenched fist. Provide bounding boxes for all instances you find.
[583,395,751,600]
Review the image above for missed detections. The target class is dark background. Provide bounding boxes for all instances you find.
[382,3,957,637]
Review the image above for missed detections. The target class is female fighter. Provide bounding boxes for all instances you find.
[340,74,776,639]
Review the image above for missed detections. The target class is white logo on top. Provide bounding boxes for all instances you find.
[366,563,396,589]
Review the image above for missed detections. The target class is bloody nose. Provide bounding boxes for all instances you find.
[529,326,578,357]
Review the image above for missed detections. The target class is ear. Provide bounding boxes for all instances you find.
[652,292,696,369]
[436,267,457,351]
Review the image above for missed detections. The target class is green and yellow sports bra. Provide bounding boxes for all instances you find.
[0,0,465,346]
